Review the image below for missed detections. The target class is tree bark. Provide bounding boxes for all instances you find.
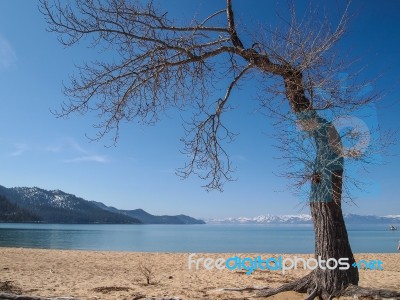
[310,197,359,296]
[302,110,359,296]
[245,30,359,297]
[256,93,360,299]
[286,71,359,297]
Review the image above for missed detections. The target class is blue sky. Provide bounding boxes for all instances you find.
[0,0,399,219]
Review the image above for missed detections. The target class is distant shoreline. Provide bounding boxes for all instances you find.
[0,221,203,225]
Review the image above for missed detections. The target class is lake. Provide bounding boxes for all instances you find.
[0,223,399,253]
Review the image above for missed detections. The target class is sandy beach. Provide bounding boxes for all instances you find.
[0,248,398,299]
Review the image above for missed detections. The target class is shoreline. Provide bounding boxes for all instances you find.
[0,248,399,299]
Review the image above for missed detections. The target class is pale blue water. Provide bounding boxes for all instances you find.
[0,223,399,253]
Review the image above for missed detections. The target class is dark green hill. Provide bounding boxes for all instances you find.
[91,203,205,224]
[0,185,141,224]
[0,185,204,224]
[0,194,41,222]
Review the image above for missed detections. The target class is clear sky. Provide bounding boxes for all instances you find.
[0,0,399,219]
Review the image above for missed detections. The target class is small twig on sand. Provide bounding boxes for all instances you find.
[0,292,78,300]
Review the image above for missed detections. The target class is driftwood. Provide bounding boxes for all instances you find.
[218,286,269,292]
[0,293,78,300]
[340,284,400,299]
[138,298,181,300]
[0,293,181,300]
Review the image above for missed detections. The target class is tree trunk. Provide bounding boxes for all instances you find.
[255,112,360,298]
[246,57,361,298]
[284,70,359,297]
[297,109,359,297]
[309,197,359,296]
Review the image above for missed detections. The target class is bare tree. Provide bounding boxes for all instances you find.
[138,260,155,285]
[40,0,399,299]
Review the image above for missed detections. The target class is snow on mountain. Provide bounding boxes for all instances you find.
[12,186,77,210]
[0,185,205,224]
[385,215,400,218]
[207,214,312,224]
[206,213,400,224]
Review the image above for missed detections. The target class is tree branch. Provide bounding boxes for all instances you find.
[178,65,252,190]
[226,0,244,49]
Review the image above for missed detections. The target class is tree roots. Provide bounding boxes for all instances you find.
[221,273,400,299]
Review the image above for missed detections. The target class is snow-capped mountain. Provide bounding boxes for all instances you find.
[206,214,312,224]
[206,213,400,224]
[11,186,82,210]
[0,185,205,224]
[0,185,140,224]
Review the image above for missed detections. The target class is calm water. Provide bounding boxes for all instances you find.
[0,223,399,253]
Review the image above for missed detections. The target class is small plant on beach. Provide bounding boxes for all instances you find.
[138,260,155,285]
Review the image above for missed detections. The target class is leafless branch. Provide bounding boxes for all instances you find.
[40,0,391,195]
[178,64,252,190]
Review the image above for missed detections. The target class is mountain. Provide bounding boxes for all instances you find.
[0,185,204,224]
[91,203,205,224]
[206,214,312,224]
[206,214,400,225]
[0,194,41,222]
[0,185,140,224]
[343,213,400,224]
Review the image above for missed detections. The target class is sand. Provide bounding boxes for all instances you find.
[0,248,399,299]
